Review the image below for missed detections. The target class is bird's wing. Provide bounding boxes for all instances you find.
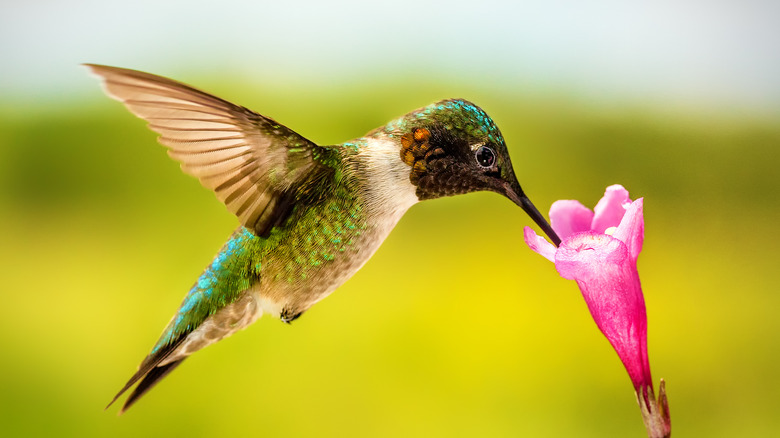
[86,64,330,236]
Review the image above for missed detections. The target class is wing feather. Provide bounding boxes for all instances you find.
[164,138,247,151]
[167,147,254,165]
[86,64,328,236]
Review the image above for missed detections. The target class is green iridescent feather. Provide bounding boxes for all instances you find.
[152,144,365,354]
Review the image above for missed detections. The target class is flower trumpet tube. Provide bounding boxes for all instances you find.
[524,185,671,438]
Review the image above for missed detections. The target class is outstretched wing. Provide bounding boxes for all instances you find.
[86,64,324,236]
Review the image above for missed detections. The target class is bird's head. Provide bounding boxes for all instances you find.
[379,99,560,246]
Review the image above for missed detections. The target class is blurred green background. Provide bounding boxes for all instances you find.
[2,1,779,437]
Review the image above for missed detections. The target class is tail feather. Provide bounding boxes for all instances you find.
[105,286,262,413]
[105,338,185,413]
[105,370,143,411]
[119,360,186,414]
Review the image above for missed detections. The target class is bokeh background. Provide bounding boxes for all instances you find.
[1,1,778,436]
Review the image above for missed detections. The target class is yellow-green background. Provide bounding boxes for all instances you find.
[2,2,779,437]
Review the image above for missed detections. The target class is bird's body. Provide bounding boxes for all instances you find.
[148,135,417,368]
[87,65,560,413]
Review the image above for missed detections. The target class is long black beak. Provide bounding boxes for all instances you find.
[504,183,561,247]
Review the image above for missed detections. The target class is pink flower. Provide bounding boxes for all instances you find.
[524,185,670,438]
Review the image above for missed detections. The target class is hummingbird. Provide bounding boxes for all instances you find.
[86,64,561,413]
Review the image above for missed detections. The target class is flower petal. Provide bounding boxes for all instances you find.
[523,226,556,262]
[549,200,594,240]
[612,198,644,262]
[592,184,632,233]
[521,184,665,435]
[554,231,650,392]
[553,232,628,281]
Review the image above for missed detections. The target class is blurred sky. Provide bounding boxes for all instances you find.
[1,0,778,113]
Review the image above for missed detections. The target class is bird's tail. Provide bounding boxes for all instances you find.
[104,334,187,415]
[105,290,263,413]
[113,360,186,414]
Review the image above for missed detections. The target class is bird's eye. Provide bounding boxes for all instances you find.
[475,146,496,168]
